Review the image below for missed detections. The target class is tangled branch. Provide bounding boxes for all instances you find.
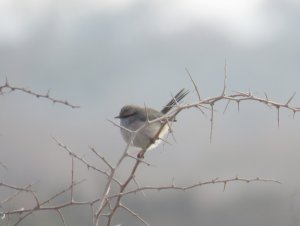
[2,68,299,225]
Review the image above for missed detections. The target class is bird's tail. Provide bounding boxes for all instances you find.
[160,89,189,114]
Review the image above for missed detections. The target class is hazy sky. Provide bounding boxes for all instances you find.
[1,1,300,225]
[1,0,299,44]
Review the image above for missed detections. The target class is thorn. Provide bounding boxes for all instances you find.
[248,89,252,97]
[212,177,218,183]
[210,104,214,144]
[223,182,227,192]
[286,92,296,105]
[277,106,280,128]
[222,58,227,96]
[223,100,230,114]
[185,67,201,100]
[264,92,269,101]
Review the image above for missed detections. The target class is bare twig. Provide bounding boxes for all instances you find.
[0,79,79,108]
[52,137,111,177]
[222,59,227,96]
[119,203,150,226]
[71,156,75,201]
[89,147,113,170]
[286,92,296,105]
[0,182,34,192]
[109,176,281,198]
[57,210,67,226]
[3,71,300,226]
[223,99,231,114]
[185,67,201,101]
[210,104,214,143]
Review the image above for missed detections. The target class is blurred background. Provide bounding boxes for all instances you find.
[1,0,300,225]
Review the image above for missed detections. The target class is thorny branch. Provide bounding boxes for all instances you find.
[2,70,300,226]
[108,176,280,199]
[92,69,299,225]
[0,78,79,108]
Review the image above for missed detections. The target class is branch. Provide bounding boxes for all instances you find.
[0,79,79,108]
[185,67,201,101]
[0,182,34,192]
[52,137,111,177]
[109,176,281,198]
[4,179,88,226]
[99,73,298,225]
[119,203,150,226]
[3,71,299,226]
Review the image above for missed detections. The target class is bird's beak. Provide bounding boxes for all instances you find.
[115,115,120,119]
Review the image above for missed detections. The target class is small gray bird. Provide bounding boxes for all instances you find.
[115,89,189,157]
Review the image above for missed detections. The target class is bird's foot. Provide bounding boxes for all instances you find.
[137,150,145,159]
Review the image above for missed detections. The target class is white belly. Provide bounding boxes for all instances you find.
[120,119,169,150]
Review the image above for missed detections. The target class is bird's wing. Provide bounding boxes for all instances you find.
[136,107,163,122]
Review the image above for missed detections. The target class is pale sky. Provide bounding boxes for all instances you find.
[0,0,296,44]
[1,1,300,225]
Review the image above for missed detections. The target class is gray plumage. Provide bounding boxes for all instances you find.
[116,89,189,150]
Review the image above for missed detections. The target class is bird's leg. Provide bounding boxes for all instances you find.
[137,150,145,159]
[137,137,157,159]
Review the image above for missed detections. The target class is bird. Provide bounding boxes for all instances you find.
[115,89,189,158]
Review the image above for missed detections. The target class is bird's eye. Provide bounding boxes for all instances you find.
[121,110,136,118]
